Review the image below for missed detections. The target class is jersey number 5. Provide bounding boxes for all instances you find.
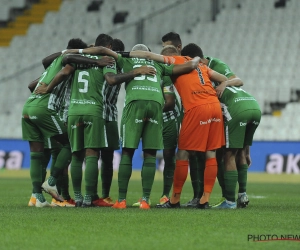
[78,71,89,93]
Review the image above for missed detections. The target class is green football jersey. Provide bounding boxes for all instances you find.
[116,55,174,106]
[25,55,66,110]
[206,56,260,120]
[161,76,182,122]
[68,54,117,117]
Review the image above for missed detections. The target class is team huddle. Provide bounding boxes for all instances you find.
[22,31,261,209]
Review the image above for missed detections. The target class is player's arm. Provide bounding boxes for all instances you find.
[171,57,200,75]
[63,47,119,60]
[208,69,243,98]
[62,54,115,67]
[105,66,156,86]
[28,77,40,93]
[34,65,75,94]
[42,52,62,69]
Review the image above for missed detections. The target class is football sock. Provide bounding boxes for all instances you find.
[61,170,71,200]
[217,159,226,197]
[196,151,205,198]
[141,157,156,200]
[118,154,132,201]
[237,164,248,193]
[171,160,189,203]
[35,193,46,203]
[189,154,200,199]
[101,151,114,198]
[85,156,99,197]
[51,144,71,180]
[71,154,84,195]
[74,192,83,202]
[162,154,175,197]
[224,170,238,202]
[83,194,92,205]
[30,152,44,193]
[42,149,51,182]
[201,158,217,204]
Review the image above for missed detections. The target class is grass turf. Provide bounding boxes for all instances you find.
[0,170,299,250]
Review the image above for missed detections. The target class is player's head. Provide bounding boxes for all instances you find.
[181,43,204,59]
[131,44,149,51]
[66,38,88,49]
[95,33,113,48]
[160,45,179,56]
[112,38,125,52]
[161,32,182,52]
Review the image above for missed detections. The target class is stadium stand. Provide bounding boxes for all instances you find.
[0,0,299,140]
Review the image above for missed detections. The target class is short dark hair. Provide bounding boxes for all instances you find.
[112,38,125,52]
[67,38,88,49]
[181,43,204,58]
[161,32,182,47]
[95,33,113,47]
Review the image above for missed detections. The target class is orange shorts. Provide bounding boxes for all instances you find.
[178,102,225,151]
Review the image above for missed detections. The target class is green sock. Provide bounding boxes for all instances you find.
[35,193,46,203]
[118,154,132,201]
[30,152,44,193]
[196,152,205,198]
[237,164,248,193]
[85,156,99,197]
[141,157,156,200]
[83,194,92,204]
[71,154,84,195]
[217,160,226,197]
[224,170,238,202]
[74,192,83,202]
[189,154,200,199]
[60,171,71,200]
[101,151,114,198]
[42,149,51,182]
[51,144,71,179]
[162,154,175,197]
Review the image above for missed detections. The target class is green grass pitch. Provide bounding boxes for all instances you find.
[0,170,299,250]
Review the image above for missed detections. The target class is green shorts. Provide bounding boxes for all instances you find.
[68,115,107,152]
[22,105,67,142]
[105,120,120,150]
[163,118,179,149]
[120,100,163,150]
[225,109,261,148]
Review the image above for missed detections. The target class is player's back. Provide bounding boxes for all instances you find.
[69,54,106,117]
[171,56,218,112]
[117,56,173,106]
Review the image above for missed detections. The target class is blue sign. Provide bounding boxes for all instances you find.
[0,139,299,173]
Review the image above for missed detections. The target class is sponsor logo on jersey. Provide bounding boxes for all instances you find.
[29,116,37,119]
[135,118,158,124]
[253,121,260,125]
[135,119,143,123]
[240,122,247,126]
[200,117,221,125]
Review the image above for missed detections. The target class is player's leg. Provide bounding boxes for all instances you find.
[160,118,178,204]
[112,101,146,209]
[22,105,51,207]
[138,101,164,209]
[96,120,119,206]
[236,109,261,207]
[199,102,225,209]
[40,110,71,201]
[81,115,107,207]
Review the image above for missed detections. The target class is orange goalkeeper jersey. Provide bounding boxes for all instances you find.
[164,56,219,112]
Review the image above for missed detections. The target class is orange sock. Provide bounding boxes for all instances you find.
[170,160,188,203]
[200,158,217,204]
